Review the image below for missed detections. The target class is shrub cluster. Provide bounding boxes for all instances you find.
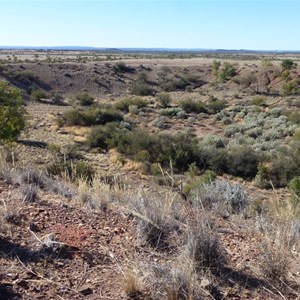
[114,97,147,112]
[59,107,123,126]
[179,96,226,114]
[76,93,94,106]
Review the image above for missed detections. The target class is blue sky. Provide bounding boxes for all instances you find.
[0,0,300,50]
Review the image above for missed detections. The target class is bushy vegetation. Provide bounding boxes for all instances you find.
[281,59,297,70]
[76,93,94,106]
[59,107,123,126]
[179,98,206,113]
[114,97,147,112]
[47,160,94,182]
[129,82,155,96]
[30,89,48,102]
[0,81,26,143]
[113,62,134,73]
[215,62,236,82]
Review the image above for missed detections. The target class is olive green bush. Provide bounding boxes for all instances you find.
[0,81,26,143]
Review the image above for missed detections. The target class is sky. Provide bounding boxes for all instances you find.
[0,0,300,50]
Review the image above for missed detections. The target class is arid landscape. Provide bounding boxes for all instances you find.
[0,50,300,299]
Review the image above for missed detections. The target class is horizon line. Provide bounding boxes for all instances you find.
[1,46,300,52]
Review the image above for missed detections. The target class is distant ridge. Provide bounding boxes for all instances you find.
[0,46,300,54]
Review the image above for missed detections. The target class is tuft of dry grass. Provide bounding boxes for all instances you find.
[122,267,143,299]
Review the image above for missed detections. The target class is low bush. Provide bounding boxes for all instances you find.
[255,155,298,188]
[59,107,123,126]
[282,82,298,96]
[160,78,190,92]
[46,160,94,182]
[185,220,225,271]
[179,98,206,114]
[114,97,147,112]
[217,62,236,82]
[251,96,267,106]
[76,93,94,106]
[156,93,171,108]
[226,145,259,179]
[86,122,122,149]
[207,96,226,114]
[30,89,48,102]
[129,82,155,96]
[113,62,134,73]
[191,180,248,214]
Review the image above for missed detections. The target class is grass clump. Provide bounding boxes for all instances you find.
[157,93,171,108]
[46,160,94,182]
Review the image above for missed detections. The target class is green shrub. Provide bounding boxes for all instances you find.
[108,129,200,172]
[217,62,236,82]
[207,97,226,114]
[30,89,48,102]
[179,98,207,113]
[0,81,26,143]
[129,82,155,96]
[86,122,122,149]
[251,96,267,106]
[226,145,259,179]
[289,176,300,196]
[46,160,94,181]
[114,97,147,112]
[59,108,123,126]
[212,60,221,75]
[113,62,134,73]
[13,70,36,82]
[76,93,94,106]
[159,107,181,117]
[281,59,297,70]
[255,155,298,188]
[286,110,300,124]
[157,93,171,108]
[160,78,190,92]
[282,82,298,96]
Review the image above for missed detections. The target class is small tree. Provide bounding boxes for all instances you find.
[281,59,297,70]
[0,81,26,143]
